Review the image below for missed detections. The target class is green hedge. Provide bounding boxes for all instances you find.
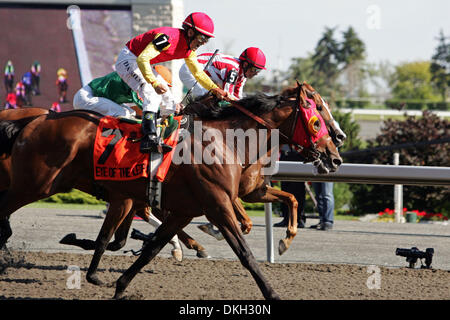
[37,189,105,205]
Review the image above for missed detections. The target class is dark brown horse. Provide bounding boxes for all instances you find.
[0,83,341,299]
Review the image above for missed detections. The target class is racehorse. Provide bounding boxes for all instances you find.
[188,82,346,253]
[0,108,209,281]
[0,82,341,299]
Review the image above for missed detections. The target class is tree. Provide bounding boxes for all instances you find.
[348,111,450,216]
[389,61,438,100]
[430,29,450,102]
[339,27,367,98]
[311,27,341,96]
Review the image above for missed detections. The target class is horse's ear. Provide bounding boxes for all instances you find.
[296,80,302,87]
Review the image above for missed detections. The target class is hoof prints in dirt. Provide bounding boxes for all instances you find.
[0,250,33,274]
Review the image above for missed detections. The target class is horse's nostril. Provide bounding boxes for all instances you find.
[333,158,342,166]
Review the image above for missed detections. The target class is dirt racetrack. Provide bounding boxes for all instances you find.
[1,249,449,300]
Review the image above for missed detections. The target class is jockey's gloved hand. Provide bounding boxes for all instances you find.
[210,88,231,101]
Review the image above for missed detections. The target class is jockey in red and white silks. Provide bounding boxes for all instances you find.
[179,47,267,100]
[114,12,230,153]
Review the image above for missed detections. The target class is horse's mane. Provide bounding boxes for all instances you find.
[182,92,285,120]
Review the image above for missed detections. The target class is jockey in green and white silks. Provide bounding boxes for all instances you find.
[73,67,176,118]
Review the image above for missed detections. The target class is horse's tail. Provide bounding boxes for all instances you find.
[0,120,28,157]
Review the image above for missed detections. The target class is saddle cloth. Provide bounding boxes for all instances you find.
[93,115,183,182]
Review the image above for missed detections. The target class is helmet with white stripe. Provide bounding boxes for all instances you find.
[182,12,215,38]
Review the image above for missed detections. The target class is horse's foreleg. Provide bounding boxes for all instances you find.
[114,213,192,299]
[242,185,298,255]
[107,208,135,251]
[0,189,36,249]
[207,202,280,300]
[86,198,133,286]
[144,208,183,262]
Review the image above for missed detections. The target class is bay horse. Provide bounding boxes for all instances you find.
[0,108,211,281]
[0,83,341,299]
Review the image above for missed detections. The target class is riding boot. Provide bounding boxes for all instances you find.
[140,111,160,153]
[141,112,173,154]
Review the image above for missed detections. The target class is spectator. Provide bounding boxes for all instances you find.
[31,60,41,95]
[22,71,33,106]
[310,182,334,231]
[15,81,26,108]
[273,145,307,228]
[4,92,18,109]
[56,68,68,103]
[50,102,61,112]
[4,60,15,94]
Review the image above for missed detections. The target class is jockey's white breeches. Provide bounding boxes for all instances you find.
[115,46,168,114]
[179,63,209,99]
[73,85,137,118]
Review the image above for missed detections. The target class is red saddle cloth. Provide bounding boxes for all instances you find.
[93,116,181,182]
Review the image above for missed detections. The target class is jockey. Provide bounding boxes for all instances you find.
[50,102,61,112]
[179,47,266,100]
[15,81,26,107]
[31,60,41,95]
[4,60,14,93]
[56,68,68,103]
[73,66,178,119]
[114,12,231,153]
[4,92,17,109]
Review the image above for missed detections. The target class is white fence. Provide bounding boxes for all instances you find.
[263,161,450,262]
[339,108,450,118]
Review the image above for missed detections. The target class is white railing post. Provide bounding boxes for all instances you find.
[393,153,403,223]
[264,181,274,263]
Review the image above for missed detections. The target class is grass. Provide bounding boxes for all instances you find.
[26,202,106,211]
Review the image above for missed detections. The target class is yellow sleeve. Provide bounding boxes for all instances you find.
[185,51,218,91]
[136,38,170,88]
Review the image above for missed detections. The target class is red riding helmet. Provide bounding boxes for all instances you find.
[182,12,215,38]
[239,47,267,70]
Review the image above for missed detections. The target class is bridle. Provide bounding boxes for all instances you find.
[229,84,322,162]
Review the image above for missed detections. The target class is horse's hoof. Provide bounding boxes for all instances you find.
[86,274,104,286]
[59,233,77,245]
[171,248,183,262]
[198,224,224,241]
[196,250,211,259]
[113,291,125,300]
[278,239,288,256]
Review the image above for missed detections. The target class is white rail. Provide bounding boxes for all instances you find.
[263,162,450,262]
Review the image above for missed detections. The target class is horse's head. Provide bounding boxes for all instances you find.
[275,82,343,174]
[300,82,347,148]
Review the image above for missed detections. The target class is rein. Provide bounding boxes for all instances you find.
[230,100,305,151]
